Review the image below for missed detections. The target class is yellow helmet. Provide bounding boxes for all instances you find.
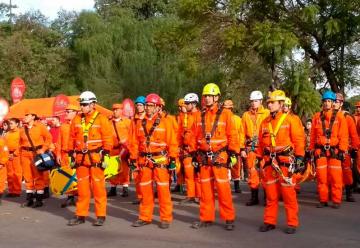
[267,90,286,102]
[202,83,221,96]
[285,97,292,106]
[223,99,234,109]
[178,98,185,107]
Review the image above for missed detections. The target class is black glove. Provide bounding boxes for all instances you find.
[337,150,345,162]
[129,159,137,171]
[294,156,305,173]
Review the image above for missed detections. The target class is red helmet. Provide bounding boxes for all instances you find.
[145,93,161,105]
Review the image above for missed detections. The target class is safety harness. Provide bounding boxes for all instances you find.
[198,106,228,167]
[139,115,168,168]
[264,113,295,185]
[315,109,339,159]
[75,111,101,168]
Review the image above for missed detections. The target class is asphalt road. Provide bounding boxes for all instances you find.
[1,181,359,248]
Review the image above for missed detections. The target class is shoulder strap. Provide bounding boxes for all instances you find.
[24,127,36,154]
[268,113,288,147]
[321,109,338,140]
[112,120,121,143]
[201,107,224,145]
[141,115,161,147]
[81,111,100,144]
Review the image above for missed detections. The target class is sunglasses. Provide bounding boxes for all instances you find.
[184,102,192,105]
[145,104,156,108]
[80,103,90,107]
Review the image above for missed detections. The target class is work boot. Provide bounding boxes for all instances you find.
[107,187,117,197]
[132,199,141,205]
[234,181,242,193]
[93,217,106,226]
[259,223,276,232]
[191,221,213,229]
[285,226,297,234]
[246,189,259,206]
[171,184,181,193]
[68,216,85,226]
[21,193,34,208]
[61,196,76,208]
[32,193,44,208]
[132,219,151,227]
[225,220,235,231]
[121,187,129,197]
[332,203,340,209]
[43,187,50,199]
[345,185,356,202]
[159,221,170,229]
[179,197,196,205]
[316,202,328,208]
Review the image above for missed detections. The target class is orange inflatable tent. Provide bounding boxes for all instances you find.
[6,96,112,119]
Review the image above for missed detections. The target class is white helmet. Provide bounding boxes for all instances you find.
[184,93,199,103]
[79,91,97,104]
[249,90,263,100]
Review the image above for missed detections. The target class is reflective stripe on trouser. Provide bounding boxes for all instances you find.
[247,151,260,189]
[133,170,142,200]
[183,157,201,198]
[263,165,298,227]
[21,152,45,193]
[342,154,353,186]
[0,166,7,193]
[76,166,107,217]
[138,167,173,222]
[316,157,343,204]
[231,158,242,181]
[199,166,235,222]
[6,156,22,194]
[110,159,130,186]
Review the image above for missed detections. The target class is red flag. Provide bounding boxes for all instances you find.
[52,94,70,123]
[122,98,135,118]
[0,98,9,122]
[10,77,26,103]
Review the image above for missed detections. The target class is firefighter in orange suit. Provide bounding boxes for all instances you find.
[4,118,21,197]
[56,104,80,208]
[241,91,269,206]
[130,93,178,229]
[107,103,132,197]
[223,99,244,193]
[333,93,359,202]
[20,110,52,208]
[0,136,9,204]
[67,91,113,226]
[257,90,305,234]
[309,90,348,209]
[190,83,239,231]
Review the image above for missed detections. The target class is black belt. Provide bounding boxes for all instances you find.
[74,147,103,168]
[263,147,294,156]
[198,146,228,167]
[315,144,339,159]
[140,150,167,158]
[21,145,42,152]
[75,147,103,154]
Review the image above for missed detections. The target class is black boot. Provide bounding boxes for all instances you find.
[32,193,44,208]
[234,181,242,193]
[107,187,117,197]
[121,187,129,197]
[345,185,356,202]
[21,193,34,208]
[171,184,181,193]
[43,187,50,199]
[246,189,259,206]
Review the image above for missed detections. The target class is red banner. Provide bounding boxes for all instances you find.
[122,98,135,118]
[10,77,26,104]
[0,98,9,122]
[52,94,70,123]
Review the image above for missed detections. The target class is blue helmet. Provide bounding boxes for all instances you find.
[134,96,146,105]
[322,90,336,101]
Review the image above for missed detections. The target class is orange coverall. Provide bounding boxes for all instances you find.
[309,110,348,205]
[257,112,305,227]
[129,112,178,223]
[109,117,132,187]
[190,104,240,222]
[20,121,52,194]
[342,113,360,186]
[0,137,9,194]
[68,110,113,217]
[231,114,244,181]
[241,105,269,189]
[5,128,22,195]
